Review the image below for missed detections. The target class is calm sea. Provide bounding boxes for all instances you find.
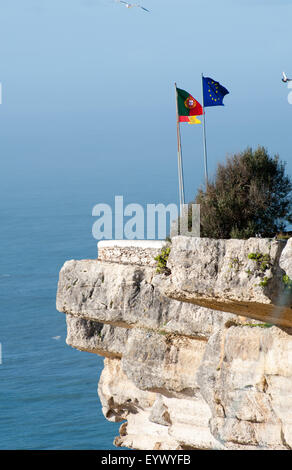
[0,176,123,450]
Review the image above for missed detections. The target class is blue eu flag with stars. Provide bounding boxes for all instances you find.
[203,76,229,107]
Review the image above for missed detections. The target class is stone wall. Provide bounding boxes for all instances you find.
[97,240,166,267]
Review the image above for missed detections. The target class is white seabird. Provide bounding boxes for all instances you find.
[117,1,150,12]
[282,71,292,83]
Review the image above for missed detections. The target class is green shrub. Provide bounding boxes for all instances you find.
[283,274,292,291]
[259,276,270,287]
[248,252,272,272]
[154,246,171,275]
[281,275,292,308]
[244,323,273,328]
[193,147,292,239]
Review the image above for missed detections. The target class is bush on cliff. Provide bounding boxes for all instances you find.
[194,146,292,239]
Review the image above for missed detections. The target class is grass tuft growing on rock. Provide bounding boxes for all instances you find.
[154,246,171,275]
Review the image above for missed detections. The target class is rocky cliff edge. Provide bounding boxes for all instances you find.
[56,237,292,450]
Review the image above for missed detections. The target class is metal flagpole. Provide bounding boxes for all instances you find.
[201,73,209,189]
[174,83,185,214]
[175,83,182,210]
[178,125,185,207]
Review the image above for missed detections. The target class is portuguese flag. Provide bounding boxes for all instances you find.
[177,87,203,124]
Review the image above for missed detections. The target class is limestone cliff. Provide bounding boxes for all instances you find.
[56,237,292,450]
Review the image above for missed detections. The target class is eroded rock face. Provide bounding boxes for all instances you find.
[159,237,292,327]
[121,329,206,395]
[280,238,292,279]
[56,237,292,450]
[57,259,244,339]
[98,357,222,450]
[57,260,155,328]
[197,325,292,449]
[64,311,292,450]
[66,315,129,358]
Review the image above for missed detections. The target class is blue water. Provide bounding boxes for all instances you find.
[0,93,180,448]
[2,0,292,452]
[0,178,124,450]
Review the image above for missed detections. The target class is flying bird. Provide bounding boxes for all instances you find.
[117,1,150,12]
[282,71,292,83]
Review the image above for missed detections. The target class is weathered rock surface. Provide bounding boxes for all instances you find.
[98,357,222,450]
[56,237,292,450]
[159,236,292,327]
[280,238,292,278]
[66,314,129,358]
[197,325,292,449]
[57,259,254,338]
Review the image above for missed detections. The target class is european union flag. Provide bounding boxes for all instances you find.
[203,76,229,107]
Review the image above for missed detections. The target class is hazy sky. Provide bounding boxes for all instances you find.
[0,0,292,207]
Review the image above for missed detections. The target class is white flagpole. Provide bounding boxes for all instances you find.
[175,83,182,210]
[201,73,209,189]
[179,125,185,207]
[175,83,185,213]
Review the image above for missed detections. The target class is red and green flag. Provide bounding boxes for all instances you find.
[177,87,203,124]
